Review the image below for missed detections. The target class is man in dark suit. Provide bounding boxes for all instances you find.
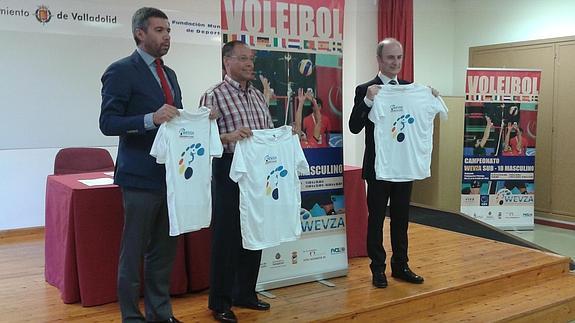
[99,7,182,323]
[348,38,425,289]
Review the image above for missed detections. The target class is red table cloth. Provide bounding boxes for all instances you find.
[44,172,209,306]
[343,165,368,258]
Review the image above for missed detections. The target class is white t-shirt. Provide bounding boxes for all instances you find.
[150,107,223,236]
[368,83,448,182]
[229,126,310,250]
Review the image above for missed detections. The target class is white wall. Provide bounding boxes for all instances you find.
[0,147,118,229]
[413,0,455,95]
[414,0,575,96]
[342,0,378,167]
[0,1,221,230]
[451,0,575,96]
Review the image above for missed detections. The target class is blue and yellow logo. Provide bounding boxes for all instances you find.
[391,114,415,142]
[265,165,288,200]
[178,143,205,179]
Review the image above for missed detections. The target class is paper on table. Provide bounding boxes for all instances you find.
[78,178,114,186]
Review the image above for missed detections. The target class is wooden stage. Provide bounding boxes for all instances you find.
[1,223,574,322]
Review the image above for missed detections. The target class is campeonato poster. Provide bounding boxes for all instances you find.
[221,0,347,290]
[461,68,540,230]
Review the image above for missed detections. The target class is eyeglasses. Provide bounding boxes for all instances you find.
[226,55,256,63]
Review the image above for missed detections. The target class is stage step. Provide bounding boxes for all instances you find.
[396,274,575,322]
[323,253,575,323]
[321,227,575,322]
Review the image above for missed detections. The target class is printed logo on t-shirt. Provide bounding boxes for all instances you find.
[265,165,288,200]
[391,114,416,143]
[390,104,404,112]
[179,128,195,138]
[264,154,278,164]
[178,143,205,179]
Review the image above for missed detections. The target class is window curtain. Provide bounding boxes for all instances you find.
[378,0,414,82]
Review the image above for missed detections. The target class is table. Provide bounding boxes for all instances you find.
[44,172,210,306]
[343,165,368,258]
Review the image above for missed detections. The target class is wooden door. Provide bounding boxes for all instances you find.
[552,41,575,217]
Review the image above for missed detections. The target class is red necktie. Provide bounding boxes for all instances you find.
[155,58,174,105]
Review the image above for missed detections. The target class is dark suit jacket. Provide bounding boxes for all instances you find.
[348,76,410,180]
[100,50,183,190]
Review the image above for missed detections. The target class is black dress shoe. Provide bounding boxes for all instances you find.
[234,299,271,311]
[212,309,237,323]
[391,266,424,284]
[372,271,388,288]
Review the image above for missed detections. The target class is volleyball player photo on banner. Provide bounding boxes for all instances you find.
[461,68,540,230]
[221,0,347,290]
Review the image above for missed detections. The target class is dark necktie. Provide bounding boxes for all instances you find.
[388,79,398,85]
[155,59,174,105]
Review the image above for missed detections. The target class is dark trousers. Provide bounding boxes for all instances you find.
[118,188,178,323]
[366,179,413,274]
[209,155,262,312]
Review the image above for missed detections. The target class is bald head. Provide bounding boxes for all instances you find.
[376,38,403,78]
[376,38,402,57]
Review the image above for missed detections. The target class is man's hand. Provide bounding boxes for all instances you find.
[153,104,179,125]
[291,126,300,135]
[222,127,252,144]
[209,108,220,120]
[366,84,381,100]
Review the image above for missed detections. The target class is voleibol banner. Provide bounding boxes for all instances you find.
[461,68,540,230]
[221,0,347,290]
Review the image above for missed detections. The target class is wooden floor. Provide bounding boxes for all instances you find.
[1,224,574,322]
